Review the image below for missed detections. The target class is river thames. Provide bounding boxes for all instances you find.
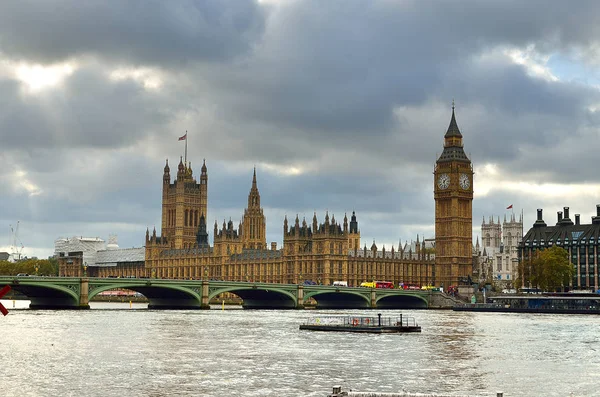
[1,300,598,397]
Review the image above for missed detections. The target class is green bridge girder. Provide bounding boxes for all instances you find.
[0,276,432,310]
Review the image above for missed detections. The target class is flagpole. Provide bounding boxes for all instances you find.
[185,130,188,164]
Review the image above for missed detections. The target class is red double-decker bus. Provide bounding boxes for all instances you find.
[375,281,394,289]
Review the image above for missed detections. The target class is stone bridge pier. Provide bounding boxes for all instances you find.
[79,278,89,309]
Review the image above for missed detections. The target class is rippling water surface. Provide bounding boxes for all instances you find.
[1,300,598,396]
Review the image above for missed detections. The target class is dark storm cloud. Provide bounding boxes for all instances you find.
[3,0,600,257]
[187,0,600,172]
[0,66,175,150]
[0,0,266,65]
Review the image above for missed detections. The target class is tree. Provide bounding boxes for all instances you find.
[0,258,59,276]
[517,246,574,292]
[536,246,574,292]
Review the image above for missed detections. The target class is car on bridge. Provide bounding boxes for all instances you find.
[332,281,348,287]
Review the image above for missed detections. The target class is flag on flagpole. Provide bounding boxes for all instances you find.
[178,133,187,141]
[506,204,513,210]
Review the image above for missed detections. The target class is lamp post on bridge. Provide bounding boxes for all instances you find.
[83,262,88,277]
[204,266,208,281]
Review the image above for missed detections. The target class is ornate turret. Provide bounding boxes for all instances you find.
[200,159,208,188]
[177,156,185,180]
[343,213,348,233]
[241,167,266,249]
[437,104,470,163]
[163,159,170,184]
[350,211,358,233]
[196,213,209,248]
[348,211,360,251]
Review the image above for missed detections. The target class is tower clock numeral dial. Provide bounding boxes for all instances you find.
[459,173,470,190]
[437,173,450,190]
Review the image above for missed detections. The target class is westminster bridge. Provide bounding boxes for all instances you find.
[0,276,457,310]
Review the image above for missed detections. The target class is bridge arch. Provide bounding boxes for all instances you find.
[304,289,371,309]
[209,286,297,309]
[375,292,429,309]
[89,282,202,309]
[10,282,82,309]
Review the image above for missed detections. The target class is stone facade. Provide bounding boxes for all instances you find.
[434,106,474,287]
[474,213,523,286]
[143,159,435,286]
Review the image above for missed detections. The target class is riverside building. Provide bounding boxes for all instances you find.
[143,160,434,286]
[519,206,600,290]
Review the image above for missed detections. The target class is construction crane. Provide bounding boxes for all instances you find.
[9,221,24,262]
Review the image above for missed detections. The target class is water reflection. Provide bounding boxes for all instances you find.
[1,305,599,396]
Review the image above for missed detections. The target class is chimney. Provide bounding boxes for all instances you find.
[563,207,570,220]
[593,205,600,224]
[557,211,563,223]
[575,214,580,225]
[534,209,547,228]
[271,242,277,251]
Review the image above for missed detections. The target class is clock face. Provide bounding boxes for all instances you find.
[459,173,470,190]
[437,173,450,190]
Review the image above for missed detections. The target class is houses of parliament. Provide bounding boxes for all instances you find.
[140,107,472,287]
[58,107,471,286]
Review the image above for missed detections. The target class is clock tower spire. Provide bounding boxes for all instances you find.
[434,104,473,288]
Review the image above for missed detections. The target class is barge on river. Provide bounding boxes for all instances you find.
[453,293,600,314]
[299,313,421,333]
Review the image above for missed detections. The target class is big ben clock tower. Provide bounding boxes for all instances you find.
[434,104,473,288]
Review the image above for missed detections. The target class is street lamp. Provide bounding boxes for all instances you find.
[83,262,88,277]
[35,264,39,276]
[204,266,208,280]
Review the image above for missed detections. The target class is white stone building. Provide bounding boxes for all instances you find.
[474,213,523,286]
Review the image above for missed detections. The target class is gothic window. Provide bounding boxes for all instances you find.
[195,210,198,227]
[184,210,188,226]
[485,233,490,247]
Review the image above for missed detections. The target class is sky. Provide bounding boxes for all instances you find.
[2,0,600,259]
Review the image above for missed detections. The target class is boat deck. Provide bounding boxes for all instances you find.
[299,313,421,333]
